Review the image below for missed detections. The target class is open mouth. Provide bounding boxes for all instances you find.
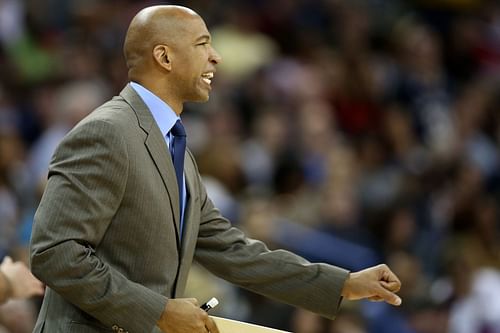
[201,72,214,85]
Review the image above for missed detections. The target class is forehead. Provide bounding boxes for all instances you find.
[173,15,210,41]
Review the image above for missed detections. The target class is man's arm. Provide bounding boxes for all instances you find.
[186,162,347,319]
[190,157,401,317]
[30,119,166,333]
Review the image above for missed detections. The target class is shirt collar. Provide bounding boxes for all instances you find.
[130,81,179,137]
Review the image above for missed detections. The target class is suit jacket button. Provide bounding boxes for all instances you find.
[118,329,124,333]
[112,325,118,331]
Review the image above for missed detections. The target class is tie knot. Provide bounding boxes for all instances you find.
[171,119,186,137]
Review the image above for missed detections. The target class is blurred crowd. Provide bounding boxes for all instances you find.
[0,0,499,332]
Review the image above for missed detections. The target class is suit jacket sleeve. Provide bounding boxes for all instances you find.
[191,157,349,319]
[30,119,167,333]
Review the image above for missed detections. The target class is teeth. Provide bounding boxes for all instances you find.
[201,72,213,85]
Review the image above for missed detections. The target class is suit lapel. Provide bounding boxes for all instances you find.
[119,84,181,239]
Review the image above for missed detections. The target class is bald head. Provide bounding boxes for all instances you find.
[122,5,221,113]
[123,5,201,79]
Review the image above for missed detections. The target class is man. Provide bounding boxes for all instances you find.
[30,5,401,333]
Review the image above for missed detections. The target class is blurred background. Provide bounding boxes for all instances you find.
[0,0,499,332]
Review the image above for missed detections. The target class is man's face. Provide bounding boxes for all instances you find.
[169,16,221,103]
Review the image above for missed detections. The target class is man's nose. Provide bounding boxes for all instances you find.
[209,46,222,64]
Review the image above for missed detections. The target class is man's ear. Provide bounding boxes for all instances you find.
[153,45,172,71]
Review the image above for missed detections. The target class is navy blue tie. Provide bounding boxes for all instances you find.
[170,120,186,227]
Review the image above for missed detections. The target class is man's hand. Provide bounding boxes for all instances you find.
[341,264,402,306]
[1,256,44,299]
[157,298,220,333]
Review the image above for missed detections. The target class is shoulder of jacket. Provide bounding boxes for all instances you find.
[77,96,136,130]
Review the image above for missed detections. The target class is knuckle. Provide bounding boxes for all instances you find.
[200,311,209,320]
[196,309,208,321]
[193,317,205,327]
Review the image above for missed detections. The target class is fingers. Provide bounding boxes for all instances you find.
[205,316,220,333]
[380,280,400,293]
[379,265,401,288]
[342,264,403,306]
[375,283,402,306]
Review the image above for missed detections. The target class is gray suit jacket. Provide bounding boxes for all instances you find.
[30,84,349,333]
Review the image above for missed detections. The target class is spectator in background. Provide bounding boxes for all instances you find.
[0,126,29,261]
[0,256,43,304]
[0,256,44,333]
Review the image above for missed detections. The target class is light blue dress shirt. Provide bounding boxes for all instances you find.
[130,82,187,237]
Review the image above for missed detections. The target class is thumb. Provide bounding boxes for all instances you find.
[376,283,402,306]
[185,298,199,306]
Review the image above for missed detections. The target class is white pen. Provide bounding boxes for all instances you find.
[200,297,219,312]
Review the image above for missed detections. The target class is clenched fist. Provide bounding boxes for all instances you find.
[157,298,220,333]
[341,264,402,306]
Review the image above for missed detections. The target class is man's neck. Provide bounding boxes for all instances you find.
[131,78,183,115]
